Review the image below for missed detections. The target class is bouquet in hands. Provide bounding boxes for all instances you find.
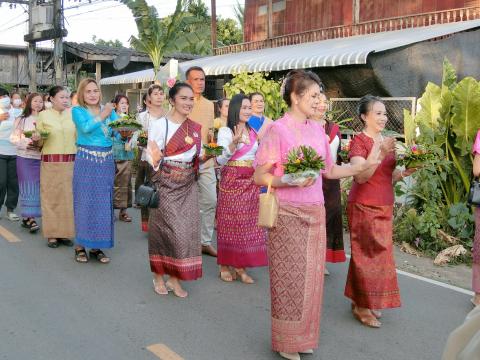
[397,144,435,169]
[109,114,142,138]
[203,142,224,156]
[137,131,148,147]
[282,145,325,185]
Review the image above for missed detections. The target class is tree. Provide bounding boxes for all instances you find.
[233,0,244,32]
[91,35,124,48]
[217,17,243,46]
[118,0,210,76]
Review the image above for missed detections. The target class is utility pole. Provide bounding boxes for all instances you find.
[27,0,37,92]
[210,0,217,50]
[53,0,64,85]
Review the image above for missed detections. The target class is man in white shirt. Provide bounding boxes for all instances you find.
[186,66,217,257]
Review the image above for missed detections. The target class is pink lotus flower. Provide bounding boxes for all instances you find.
[166,78,176,88]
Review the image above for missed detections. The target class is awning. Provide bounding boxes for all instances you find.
[99,59,179,86]
[178,19,480,76]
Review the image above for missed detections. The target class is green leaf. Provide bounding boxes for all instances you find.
[451,77,480,156]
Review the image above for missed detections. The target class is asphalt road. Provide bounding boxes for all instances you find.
[0,208,474,360]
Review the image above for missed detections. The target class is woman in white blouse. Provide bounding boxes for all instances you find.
[146,82,203,298]
[216,94,268,283]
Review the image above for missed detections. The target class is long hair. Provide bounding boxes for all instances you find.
[227,93,249,132]
[21,92,44,119]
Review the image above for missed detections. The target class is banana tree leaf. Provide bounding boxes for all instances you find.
[451,77,480,156]
[442,58,457,91]
[416,82,442,134]
[403,109,416,145]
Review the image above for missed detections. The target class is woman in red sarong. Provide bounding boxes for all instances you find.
[216,93,267,283]
[345,95,416,328]
[254,71,381,360]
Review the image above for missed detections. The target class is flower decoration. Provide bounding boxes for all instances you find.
[203,142,224,156]
[166,78,177,88]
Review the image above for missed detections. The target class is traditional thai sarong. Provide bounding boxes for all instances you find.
[323,122,346,263]
[114,160,132,209]
[323,177,346,263]
[345,203,401,309]
[16,156,41,218]
[216,163,268,268]
[473,208,480,293]
[148,118,202,280]
[40,155,75,238]
[73,145,115,249]
[148,163,202,280]
[269,204,326,353]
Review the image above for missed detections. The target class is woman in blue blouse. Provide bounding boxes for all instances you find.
[71,78,118,264]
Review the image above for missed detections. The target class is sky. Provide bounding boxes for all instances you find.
[0,0,244,47]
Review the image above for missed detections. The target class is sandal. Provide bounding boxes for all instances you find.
[119,212,132,222]
[352,305,381,328]
[153,278,169,295]
[235,269,255,284]
[219,267,236,282]
[165,280,188,298]
[22,218,40,233]
[47,238,59,248]
[75,248,88,263]
[58,238,73,247]
[352,303,382,319]
[89,249,110,264]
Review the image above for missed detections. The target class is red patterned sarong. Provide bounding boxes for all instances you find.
[268,204,326,353]
[148,164,202,280]
[216,165,267,268]
[345,203,401,309]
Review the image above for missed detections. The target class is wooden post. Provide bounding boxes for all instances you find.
[267,0,273,40]
[211,0,217,50]
[95,62,101,84]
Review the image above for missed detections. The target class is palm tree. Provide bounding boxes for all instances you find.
[233,0,244,33]
[118,0,210,76]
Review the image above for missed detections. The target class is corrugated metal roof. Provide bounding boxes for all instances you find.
[177,19,480,75]
[99,68,156,85]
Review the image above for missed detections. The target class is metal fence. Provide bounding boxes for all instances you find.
[330,97,417,137]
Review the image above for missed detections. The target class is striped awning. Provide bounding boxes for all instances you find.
[177,19,480,76]
[99,68,155,85]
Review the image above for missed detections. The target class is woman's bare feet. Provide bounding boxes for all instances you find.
[352,305,381,328]
[219,266,235,282]
[471,293,480,307]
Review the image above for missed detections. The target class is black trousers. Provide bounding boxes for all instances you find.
[0,155,19,211]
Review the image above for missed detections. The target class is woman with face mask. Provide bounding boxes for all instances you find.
[10,93,44,232]
[0,87,20,221]
[10,92,24,119]
[111,94,134,222]
[71,78,118,264]
[37,86,77,249]
[215,94,267,283]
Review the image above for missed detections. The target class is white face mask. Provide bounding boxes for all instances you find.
[0,96,11,110]
[12,98,22,107]
[44,101,52,109]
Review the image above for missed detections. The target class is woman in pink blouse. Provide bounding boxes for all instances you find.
[254,70,381,360]
[472,131,480,306]
[10,93,44,232]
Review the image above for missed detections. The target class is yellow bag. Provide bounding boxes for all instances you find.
[258,181,279,228]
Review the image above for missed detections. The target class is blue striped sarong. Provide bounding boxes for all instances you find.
[73,145,115,249]
[16,156,41,218]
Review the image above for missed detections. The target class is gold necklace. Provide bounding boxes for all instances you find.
[184,121,193,144]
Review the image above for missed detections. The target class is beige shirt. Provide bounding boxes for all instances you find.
[37,109,77,155]
[190,95,214,169]
[190,96,214,144]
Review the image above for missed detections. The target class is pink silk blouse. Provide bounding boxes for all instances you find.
[254,113,333,205]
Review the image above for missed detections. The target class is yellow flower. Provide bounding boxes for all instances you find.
[213,118,223,129]
[294,159,301,164]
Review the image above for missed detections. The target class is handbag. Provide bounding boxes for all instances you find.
[257,180,279,228]
[468,177,480,206]
[134,118,168,209]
